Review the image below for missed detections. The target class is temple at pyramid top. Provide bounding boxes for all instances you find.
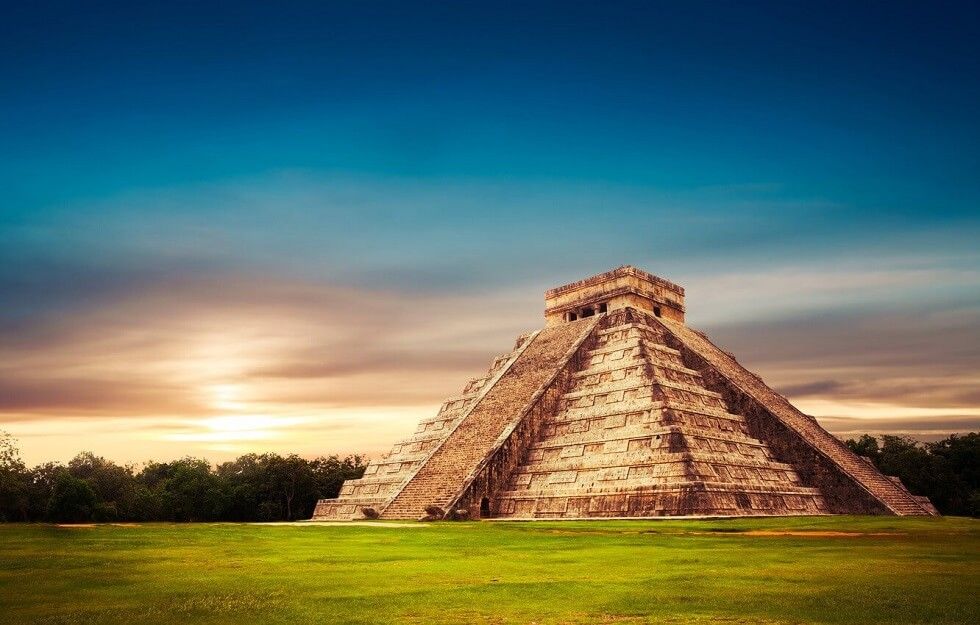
[312,265,937,521]
[545,265,685,325]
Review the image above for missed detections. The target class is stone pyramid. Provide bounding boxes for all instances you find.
[313,266,937,520]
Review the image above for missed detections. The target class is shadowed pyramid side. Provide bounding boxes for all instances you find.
[657,319,936,516]
[494,309,826,518]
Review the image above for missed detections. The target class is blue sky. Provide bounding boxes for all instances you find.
[1,1,978,463]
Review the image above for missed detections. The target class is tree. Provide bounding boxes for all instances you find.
[67,452,138,520]
[844,433,979,517]
[46,472,97,523]
[150,457,227,522]
[0,431,30,521]
[927,433,980,516]
[129,483,164,521]
[267,454,316,521]
[312,455,366,500]
[27,462,65,521]
[0,431,21,467]
[217,454,267,521]
[2,443,368,522]
[876,435,945,505]
[845,434,880,460]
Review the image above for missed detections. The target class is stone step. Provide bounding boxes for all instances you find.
[527,424,767,452]
[496,482,824,500]
[572,358,701,380]
[561,378,722,401]
[586,337,681,358]
[595,322,658,337]
[513,449,798,478]
[552,400,748,426]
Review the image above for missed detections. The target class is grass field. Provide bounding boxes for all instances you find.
[1,516,977,625]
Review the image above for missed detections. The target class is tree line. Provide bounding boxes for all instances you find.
[1,431,976,521]
[844,432,979,517]
[0,432,365,523]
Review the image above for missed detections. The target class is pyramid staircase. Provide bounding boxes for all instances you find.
[494,312,827,517]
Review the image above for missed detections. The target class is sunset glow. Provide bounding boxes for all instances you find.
[2,2,977,466]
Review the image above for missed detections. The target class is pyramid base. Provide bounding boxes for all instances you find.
[312,499,385,521]
[493,485,827,519]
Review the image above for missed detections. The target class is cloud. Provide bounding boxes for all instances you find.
[692,301,980,442]
[9,171,978,298]
[2,172,978,464]
[0,266,542,464]
[0,378,194,415]
[4,260,977,466]
[680,263,980,326]
[816,412,980,442]
[773,380,844,397]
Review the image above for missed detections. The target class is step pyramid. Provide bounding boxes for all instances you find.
[312,266,936,520]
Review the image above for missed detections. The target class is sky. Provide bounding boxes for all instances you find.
[2,1,979,465]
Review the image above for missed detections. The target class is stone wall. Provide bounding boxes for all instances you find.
[545,265,685,325]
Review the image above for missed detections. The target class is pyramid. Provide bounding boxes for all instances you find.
[313,266,937,520]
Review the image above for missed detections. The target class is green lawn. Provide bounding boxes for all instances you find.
[1,516,977,625]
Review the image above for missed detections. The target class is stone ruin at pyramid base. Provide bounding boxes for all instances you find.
[312,266,938,521]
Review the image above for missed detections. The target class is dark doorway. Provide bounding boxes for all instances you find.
[480,497,491,517]
[653,306,662,318]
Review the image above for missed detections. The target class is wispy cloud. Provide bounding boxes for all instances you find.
[2,174,978,464]
[0,268,536,463]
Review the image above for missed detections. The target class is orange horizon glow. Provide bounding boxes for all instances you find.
[3,268,978,467]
